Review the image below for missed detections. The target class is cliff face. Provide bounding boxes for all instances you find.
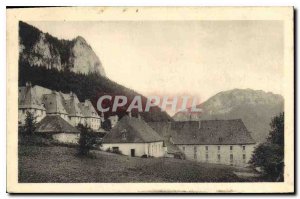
[69,36,105,75]
[173,89,284,143]
[19,21,105,76]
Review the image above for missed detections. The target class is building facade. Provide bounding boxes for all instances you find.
[18,83,103,132]
[35,115,80,144]
[79,100,102,131]
[18,82,47,125]
[176,144,255,166]
[171,120,256,167]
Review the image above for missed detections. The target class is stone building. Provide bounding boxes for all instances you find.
[18,83,103,132]
[171,119,256,167]
[79,100,102,131]
[35,115,80,144]
[18,82,46,125]
[101,114,165,157]
[63,92,85,126]
[42,91,69,122]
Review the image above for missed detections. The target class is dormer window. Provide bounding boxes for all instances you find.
[121,129,127,140]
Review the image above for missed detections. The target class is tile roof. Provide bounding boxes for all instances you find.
[171,119,256,145]
[63,93,84,117]
[42,92,68,115]
[35,115,80,134]
[18,85,45,110]
[148,121,181,154]
[103,115,163,143]
[78,100,100,118]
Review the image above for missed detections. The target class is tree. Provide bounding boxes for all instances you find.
[267,112,284,146]
[250,112,284,181]
[102,118,112,131]
[77,124,97,157]
[23,111,37,135]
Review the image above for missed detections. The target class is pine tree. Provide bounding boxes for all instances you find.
[23,111,37,135]
[250,112,284,181]
[77,124,97,157]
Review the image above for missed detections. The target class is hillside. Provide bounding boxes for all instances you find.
[18,22,172,122]
[19,21,105,76]
[19,145,258,182]
[173,89,284,143]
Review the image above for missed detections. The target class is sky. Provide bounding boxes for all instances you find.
[28,21,284,116]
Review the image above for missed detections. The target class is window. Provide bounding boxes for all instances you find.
[194,153,197,159]
[230,154,233,162]
[217,154,221,162]
[194,146,197,152]
[112,147,119,153]
[218,146,221,151]
[243,154,246,163]
[243,146,246,150]
[206,146,208,151]
[206,154,209,161]
[230,146,233,150]
[182,146,185,151]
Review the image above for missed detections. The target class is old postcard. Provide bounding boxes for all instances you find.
[6,7,294,193]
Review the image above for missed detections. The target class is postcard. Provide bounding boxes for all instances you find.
[7,7,294,193]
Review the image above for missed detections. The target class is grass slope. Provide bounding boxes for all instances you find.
[19,145,258,183]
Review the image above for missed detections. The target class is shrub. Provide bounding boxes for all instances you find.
[250,113,284,181]
[77,124,97,157]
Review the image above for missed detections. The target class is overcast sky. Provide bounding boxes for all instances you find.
[28,21,284,115]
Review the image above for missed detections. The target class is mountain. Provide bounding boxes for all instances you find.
[173,89,284,143]
[19,21,105,76]
[18,22,172,123]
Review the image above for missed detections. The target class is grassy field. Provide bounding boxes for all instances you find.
[19,145,258,183]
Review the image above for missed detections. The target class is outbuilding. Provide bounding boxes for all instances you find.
[101,114,165,157]
[35,115,80,144]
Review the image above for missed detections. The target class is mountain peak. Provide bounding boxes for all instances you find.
[74,36,88,45]
[173,89,284,143]
[19,21,106,76]
[212,88,283,106]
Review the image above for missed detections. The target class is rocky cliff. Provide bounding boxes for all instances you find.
[173,89,284,143]
[19,21,105,76]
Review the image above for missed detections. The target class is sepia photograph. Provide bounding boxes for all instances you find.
[6,7,294,193]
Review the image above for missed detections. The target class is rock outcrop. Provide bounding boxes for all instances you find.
[19,21,105,76]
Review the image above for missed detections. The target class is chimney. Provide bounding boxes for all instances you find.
[25,82,32,87]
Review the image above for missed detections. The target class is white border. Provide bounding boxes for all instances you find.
[1,1,298,197]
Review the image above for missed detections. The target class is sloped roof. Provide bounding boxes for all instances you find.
[33,85,52,101]
[103,115,163,143]
[18,85,45,110]
[35,115,80,134]
[172,119,256,145]
[148,121,181,154]
[79,100,100,118]
[42,92,68,114]
[63,93,83,117]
